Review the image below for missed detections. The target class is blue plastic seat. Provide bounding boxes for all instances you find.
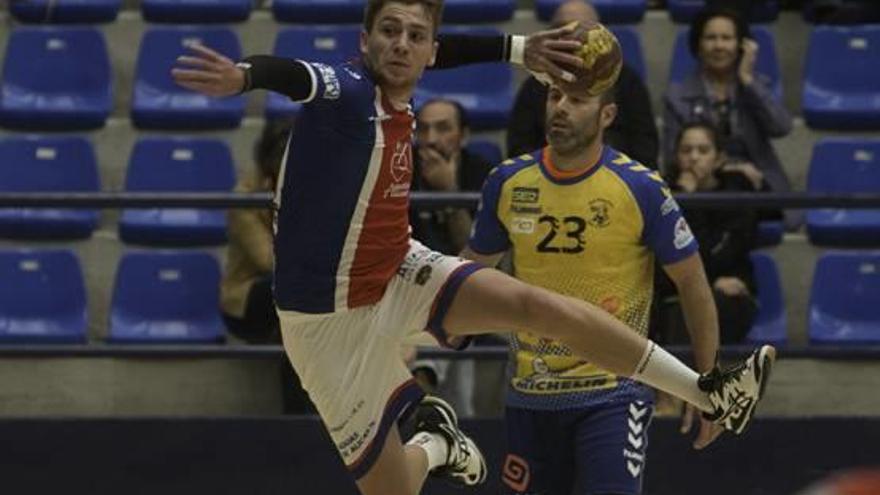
[0,249,87,344]
[273,0,364,23]
[667,0,779,23]
[0,136,100,240]
[806,138,880,247]
[745,252,787,345]
[443,0,514,23]
[119,138,236,246]
[415,27,513,130]
[756,220,784,248]
[266,26,361,120]
[10,0,121,23]
[466,140,503,166]
[109,250,224,343]
[535,0,646,24]
[0,27,112,130]
[809,252,880,345]
[610,26,646,82]
[132,27,244,130]
[669,25,782,101]
[803,25,880,130]
[142,0,251,23]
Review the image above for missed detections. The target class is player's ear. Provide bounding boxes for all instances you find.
[600,103,618,129]
[359,30,368,57]
[428,39,438,67]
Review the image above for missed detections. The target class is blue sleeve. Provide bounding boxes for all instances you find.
[468,168,511,255]
[638,177,699,265]
[300,61,362,106]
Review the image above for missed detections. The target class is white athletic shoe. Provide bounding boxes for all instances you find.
[413,396,487,486]
[699,345,776,435]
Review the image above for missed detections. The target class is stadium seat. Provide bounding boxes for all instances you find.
[119,137,236,246]
[443,0,514,23]
[756,220,784,248]
[109,251,224,343]
[745,252,787,345]
[809,252,880,345]
[802,25,880,130]
[272,0,364,23]
[141,0,251,23]
[667,0,779,23]
[806,138,880,247]
[0,27,112,130]
[0,249,87,344]
[0,136,100,240]
[669,25,782,101]
[466,140,503,166]
[266,26,361,120]
[535,0,647,24]
[415,27,513,130]
[132,27,244,130]
[610,26,646,81]
[10,0,121,23]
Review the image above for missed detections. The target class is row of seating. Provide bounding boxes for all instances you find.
[0,247,875,345]
[2,135,875,246]
[11,0,858,25]
[1,24,878,130]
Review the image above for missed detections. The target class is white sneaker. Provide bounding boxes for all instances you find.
[413,396,487,486]
[699,345,776,435]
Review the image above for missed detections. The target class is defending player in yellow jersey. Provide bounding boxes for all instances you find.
[462,82,724,495]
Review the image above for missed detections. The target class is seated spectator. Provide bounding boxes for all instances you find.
[506,0,659,168]
[663,8,792,195]
[411,98,494,255]
[220,119,289,343]
[655,122,759,345]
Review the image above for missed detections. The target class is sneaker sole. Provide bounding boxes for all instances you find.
[737,345,776,435]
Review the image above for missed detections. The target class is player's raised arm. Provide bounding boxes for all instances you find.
[172,43,314,101]
[433,25,584,83]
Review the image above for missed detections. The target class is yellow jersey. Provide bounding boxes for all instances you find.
[469,146,698,409]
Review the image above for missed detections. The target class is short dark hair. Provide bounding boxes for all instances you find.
[364,0,444,37]
[675,121,722,153]
[688,7,751,58]
[254,118,294,186]
[416,98,470,130]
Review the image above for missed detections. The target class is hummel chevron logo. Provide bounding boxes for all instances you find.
[627,419,644,435]
[629,403,648,420]
[627,460,641,477]
[627,433,643,450]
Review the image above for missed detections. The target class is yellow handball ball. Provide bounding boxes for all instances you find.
[559,20,623,97]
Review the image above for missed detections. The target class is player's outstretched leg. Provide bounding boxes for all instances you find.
[408,396,487,486]
[699,345,776,434]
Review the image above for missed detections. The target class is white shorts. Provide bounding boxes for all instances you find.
[277,240,484,479]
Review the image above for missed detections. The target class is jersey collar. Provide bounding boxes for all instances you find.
[539,145,610,185]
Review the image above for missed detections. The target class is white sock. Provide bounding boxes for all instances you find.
[406,431,449,471]
[631,341,714,413]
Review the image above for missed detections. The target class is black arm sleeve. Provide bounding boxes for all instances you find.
[433,34,510,69]
[241,55,314,101]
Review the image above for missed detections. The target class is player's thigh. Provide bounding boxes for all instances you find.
[356,427,420,495]
[573,400,654,495]
[502,407,575,495]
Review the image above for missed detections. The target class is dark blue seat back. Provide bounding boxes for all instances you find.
[746,252,787,345]
[10,0,121,23]
[142,0,251,23]
[809,252,880,344]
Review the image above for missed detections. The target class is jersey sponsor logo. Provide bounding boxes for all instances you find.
[511,205,542,214]
[673,217,695,249]
[512,187,540,203]
[511,374,614,394]
[588,198,613,228]
[414,265,433,286]
[384,141,412,199]
[312,62,340,100]
[661,196,680,216]
[510,217,536,234]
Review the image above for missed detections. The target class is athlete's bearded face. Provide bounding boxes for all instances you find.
[545,85,614,156]
[361,2,438,96]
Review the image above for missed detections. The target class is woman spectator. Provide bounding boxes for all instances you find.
[656,122,761,344]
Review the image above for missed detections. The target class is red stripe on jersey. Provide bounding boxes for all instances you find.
[347,97,413,308]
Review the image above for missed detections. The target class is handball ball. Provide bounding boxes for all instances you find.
[559,20,622,97]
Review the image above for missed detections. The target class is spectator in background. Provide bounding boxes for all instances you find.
[221,118,289,343]
[655,122,759,345]
[411,98,494,255]
[507,0,659,168]
[663,8,792,196]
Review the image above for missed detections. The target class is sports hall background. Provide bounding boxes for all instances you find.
[0,1,878,494]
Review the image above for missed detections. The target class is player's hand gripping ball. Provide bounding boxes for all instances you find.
[557,20,622,96]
